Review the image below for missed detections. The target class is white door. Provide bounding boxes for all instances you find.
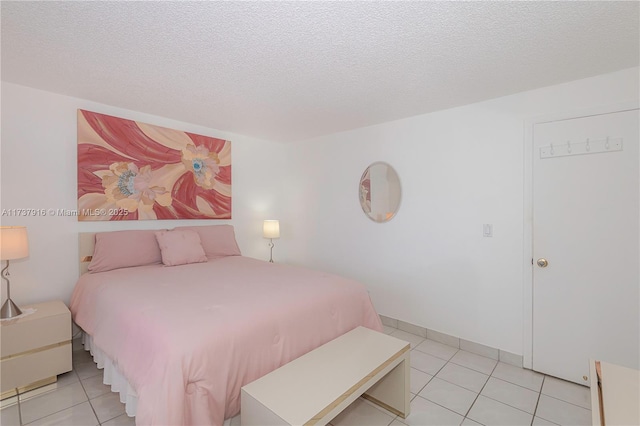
[532,108,639,385]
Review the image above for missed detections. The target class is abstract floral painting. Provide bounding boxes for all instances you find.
[77,110,231,221]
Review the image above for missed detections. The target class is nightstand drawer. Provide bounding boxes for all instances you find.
[0,300,72,394]
[1,342,72,392]
[0,301,71,357]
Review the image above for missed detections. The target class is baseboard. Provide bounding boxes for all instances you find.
[379,315,524,368]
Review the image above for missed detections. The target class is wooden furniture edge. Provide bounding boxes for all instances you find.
[1,340,71,362]
[0,376,57,400]
[304,343,410,425]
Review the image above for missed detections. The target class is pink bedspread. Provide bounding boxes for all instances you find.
[70,256,382,425]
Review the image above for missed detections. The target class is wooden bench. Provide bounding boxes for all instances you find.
[241,326,410,425]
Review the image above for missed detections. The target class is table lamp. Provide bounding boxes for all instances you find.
[263,220,280,263]
[0,226,29,319]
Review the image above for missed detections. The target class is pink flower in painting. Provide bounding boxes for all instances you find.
[181,144,221,190]
[102,162,172,212]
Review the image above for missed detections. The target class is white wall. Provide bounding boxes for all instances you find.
[283,67,639,355]
[0,82,288,306]
[2,68,638,356]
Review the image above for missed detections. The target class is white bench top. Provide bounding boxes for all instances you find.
[241,326,409,425]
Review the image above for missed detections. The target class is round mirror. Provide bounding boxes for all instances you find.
[359,162,401,223]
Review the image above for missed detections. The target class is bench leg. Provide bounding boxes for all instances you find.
[363,351,410,418]
[241,390,289,425]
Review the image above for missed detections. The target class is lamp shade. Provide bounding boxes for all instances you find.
[263,220,280,239]
[0,226,29,260]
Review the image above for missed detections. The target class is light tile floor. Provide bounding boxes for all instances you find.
[1,328,592,426]
[1,339,133,426]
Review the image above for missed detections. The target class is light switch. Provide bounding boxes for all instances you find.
[483,224,493,237]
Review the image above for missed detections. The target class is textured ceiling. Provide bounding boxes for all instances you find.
[1,1,638,142]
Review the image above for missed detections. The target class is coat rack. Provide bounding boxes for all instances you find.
[540,137,623,159]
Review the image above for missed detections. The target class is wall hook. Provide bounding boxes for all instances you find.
[585,138,590,152]
[550,143,554,155]
[567,140,571,154]
[605,137,610,150]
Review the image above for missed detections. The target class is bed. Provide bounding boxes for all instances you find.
[69,226,382,426]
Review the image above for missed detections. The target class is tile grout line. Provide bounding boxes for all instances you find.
[479,391,538,419]
[405,327,587,412]
[19,400,87,426]
[413,393,471,423]
[100,411,126,426]
[447,358,495,376]
[19,369,82,402]
[469,363,546,421]
[409,346,456,387]
[427,371,483,395]
[18,372,95,426]
[531,376,545,425]
[462,358,498,420]
[411,372,431,397]
[410,347,450,378]
[80,377,103,425]
[540,392,592,411]
[488,374,543,394]
[411,351,495,423]
[401,344,460,426]
[471,373,546,416]
[385,409,396,426]
[387,327,553,424]
[538,374,593,410]
[411,344,459,362]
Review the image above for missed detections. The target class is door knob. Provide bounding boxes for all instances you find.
[537,258,549,268]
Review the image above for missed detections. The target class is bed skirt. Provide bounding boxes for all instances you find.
[80,333,237,425]
[81,333,139,417]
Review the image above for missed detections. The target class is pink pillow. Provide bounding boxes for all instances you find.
[174,225,241,259]
[155,229,208,266]
[88,230,163,273]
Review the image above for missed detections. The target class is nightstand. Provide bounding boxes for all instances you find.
[0,300,72,398]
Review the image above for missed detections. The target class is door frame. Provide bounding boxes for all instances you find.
[522,100,639,370]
